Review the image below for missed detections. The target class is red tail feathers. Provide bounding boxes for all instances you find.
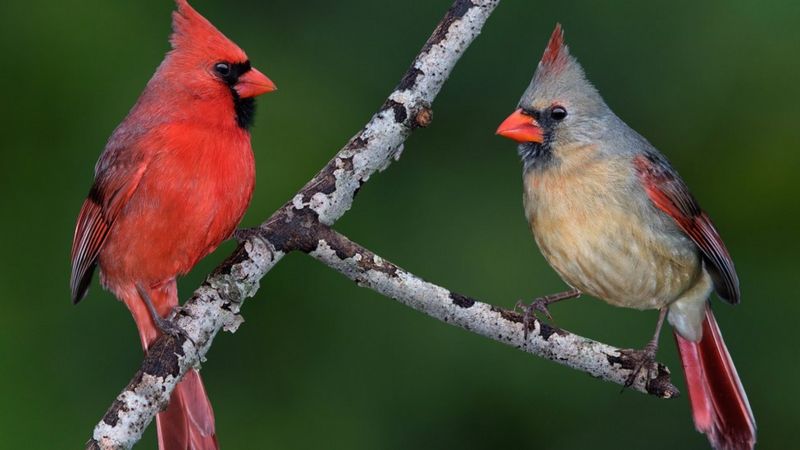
[675,308,755,450]
[156,369,219,450]
[122,284,218,450]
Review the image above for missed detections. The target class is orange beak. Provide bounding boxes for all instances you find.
[496,109,544,143]
[235,68,277,98]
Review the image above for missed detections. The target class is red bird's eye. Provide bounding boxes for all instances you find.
[550,106,567,121]
[214,62,231,77]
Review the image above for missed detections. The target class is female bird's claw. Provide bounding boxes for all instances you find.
[532,298,556,322]
[515,289,581,339]
[621,343,659,390]
[622,309,666,390]
[516,298,555,340]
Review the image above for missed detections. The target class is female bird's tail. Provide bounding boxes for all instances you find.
[674,307,755,450]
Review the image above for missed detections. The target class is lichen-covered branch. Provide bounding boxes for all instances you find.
[305,226,679,398]
[87,239,283,450]
[86,0,501,448]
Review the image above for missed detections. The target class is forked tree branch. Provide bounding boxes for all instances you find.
[87,1,677,448]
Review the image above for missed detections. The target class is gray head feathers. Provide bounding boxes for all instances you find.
[520,24,606,116]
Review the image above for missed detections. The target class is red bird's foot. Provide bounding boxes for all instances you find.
[622,342,659,389]
[135,284,195,348]
[153,312,191,341]
[233,227,263,243]
[515,288,581,339]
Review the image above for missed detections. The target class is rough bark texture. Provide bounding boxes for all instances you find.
[88,239,282,450]
[306,228,679,399]
[86,1,677,448]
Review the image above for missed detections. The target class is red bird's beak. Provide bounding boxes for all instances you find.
[496,109,544,143]
[235,68,277,98]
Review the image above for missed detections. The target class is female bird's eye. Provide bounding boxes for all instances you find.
[551,106,568,121]
[214,62,231,77]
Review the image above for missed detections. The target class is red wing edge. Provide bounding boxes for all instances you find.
[634,152,740,303]
[70,193,110,303]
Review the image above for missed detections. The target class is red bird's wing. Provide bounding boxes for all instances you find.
[70,146,149,303]
[633,152,740,304]
[70,196,109,303]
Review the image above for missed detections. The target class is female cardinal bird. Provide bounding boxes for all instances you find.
[496,25,755,450]
[69,1,275,448]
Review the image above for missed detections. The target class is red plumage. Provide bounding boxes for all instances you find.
[676,309,756,450]
[538,23,570,74]
[70,1,275,449]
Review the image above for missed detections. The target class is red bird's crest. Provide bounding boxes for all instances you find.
[170,0,247,63]
[538,23,571,75]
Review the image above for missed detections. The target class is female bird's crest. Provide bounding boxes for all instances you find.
[170,0,247,64]
[520,24,604,116]
[527,24,589,97]
[539,23,570,75]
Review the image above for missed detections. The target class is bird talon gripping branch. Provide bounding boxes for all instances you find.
[516,288,581,339]
[155,315,196,349]
[621,348,658,390]
[514,301,535,340]
[146,301,196,350]
[516,299,550,340]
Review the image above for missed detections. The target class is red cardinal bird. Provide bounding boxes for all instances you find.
[496,25,755,450]
[70,1,275,448]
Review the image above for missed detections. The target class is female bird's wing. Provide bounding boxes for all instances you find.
[633,152,740,304]
[70,144,149,303]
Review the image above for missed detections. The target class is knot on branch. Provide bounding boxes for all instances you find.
[414,107,433,128]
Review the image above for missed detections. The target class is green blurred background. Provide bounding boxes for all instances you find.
[1,0,798,448]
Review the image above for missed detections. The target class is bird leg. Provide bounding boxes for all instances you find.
[623,307,668,389]
[515,288,581,339]
[135,283,194,346]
